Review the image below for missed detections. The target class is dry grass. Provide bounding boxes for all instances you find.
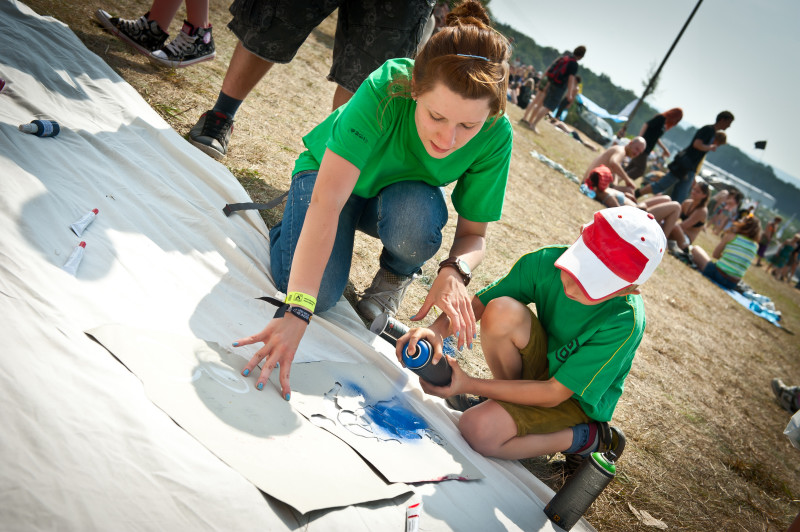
[27,1,800,529]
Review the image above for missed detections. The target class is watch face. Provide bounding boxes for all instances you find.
[457,258,471,275]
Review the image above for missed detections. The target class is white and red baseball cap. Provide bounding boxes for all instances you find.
[555,206,666,301]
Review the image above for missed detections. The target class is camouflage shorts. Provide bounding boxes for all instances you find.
[228,0,434,93]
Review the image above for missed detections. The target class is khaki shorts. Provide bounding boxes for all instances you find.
[496,309,591,437]
[228,0,434,93]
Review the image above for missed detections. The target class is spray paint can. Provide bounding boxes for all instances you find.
[369,312,410,347]
[19,119,60,137]
[544,450,617,531]
[402,339,452,387]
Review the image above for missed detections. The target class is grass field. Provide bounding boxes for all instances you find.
[24,1,800,529]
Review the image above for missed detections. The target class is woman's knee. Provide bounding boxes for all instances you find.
[377,182,447,259]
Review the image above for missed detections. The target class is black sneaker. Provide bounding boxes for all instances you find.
[562,423,626,474]
[151,22,216,68]
[189,110,234,160]
[772,378,800,413]
[95,9,168,55]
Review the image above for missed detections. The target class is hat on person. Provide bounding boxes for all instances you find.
[555,206,666,301]
[585,165,613,192]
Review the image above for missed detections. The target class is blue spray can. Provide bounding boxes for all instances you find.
[401,339,452,386]
[19,119,60,137]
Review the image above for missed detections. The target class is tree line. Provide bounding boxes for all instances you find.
[493,20,800,217]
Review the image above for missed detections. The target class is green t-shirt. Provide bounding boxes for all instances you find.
[475,246,646,421]
[293,58,513,223]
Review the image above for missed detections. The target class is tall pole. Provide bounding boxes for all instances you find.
[619,0,704,136]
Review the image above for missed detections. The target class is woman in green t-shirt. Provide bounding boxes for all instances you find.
[235,1,513,400]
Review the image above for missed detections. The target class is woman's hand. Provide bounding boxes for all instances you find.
[412,268,476,350]
[235,312,308,401]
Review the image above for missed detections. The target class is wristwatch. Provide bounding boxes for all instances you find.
[438,257,472,286]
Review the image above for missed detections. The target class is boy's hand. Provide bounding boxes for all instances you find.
[419,355,468,398]
[395,327,443,365]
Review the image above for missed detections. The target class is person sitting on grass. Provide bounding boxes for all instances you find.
[708,189,742,235]
[639,180,711,254]
[397,206,666,466]
[690,215,761,291]
[583,137,647,202]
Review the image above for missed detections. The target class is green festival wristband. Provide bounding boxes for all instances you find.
[286,291,317,313]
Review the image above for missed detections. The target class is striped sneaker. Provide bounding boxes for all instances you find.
[151,22,215,68]
[95,9,168,55]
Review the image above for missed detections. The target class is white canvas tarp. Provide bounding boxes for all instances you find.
[0,2,593,530]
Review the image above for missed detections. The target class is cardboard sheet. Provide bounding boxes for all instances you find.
[0,1,593,530]
[87,324,411,514]
[291,361,483,483]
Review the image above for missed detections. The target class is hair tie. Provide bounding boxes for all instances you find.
[456,53,490,61]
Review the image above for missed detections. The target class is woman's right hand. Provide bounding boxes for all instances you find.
[235,313,309,401]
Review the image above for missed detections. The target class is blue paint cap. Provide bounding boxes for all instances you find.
[402,339,431,369]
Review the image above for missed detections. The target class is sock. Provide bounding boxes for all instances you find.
[565,422,600,456]
[212,91,243,119]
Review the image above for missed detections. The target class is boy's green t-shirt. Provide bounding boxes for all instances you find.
[293,58,513,223]
[476,246,646,421]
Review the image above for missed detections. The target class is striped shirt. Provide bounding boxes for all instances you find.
[717,235,758,279]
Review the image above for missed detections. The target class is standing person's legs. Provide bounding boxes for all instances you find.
[150,0,215,68]
[672,172,695,204]
[269,171,369,313]
[147,0,183,30]
[189,0,340,158]
[220,42,275,100]
[523,84,547,123]
[329,0,433,110]
[636,171,681,198]
[184,0,209,28]
[530,82,565,133]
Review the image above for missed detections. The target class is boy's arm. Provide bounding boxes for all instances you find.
[466,375,574,407]
[420,363,574,408]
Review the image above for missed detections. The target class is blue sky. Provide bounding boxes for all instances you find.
[491,0,800,187]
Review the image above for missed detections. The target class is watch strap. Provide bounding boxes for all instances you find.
[438,257,471,286]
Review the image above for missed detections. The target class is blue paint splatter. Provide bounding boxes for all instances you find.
[329,380,442,444]
[363,398,428,440]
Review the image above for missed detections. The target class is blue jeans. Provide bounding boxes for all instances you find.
[269,171,448,312]
[651,170,695,203]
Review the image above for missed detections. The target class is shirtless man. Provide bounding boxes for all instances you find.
[582,137,645,207]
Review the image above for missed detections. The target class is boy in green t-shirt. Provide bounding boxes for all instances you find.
[398,206,666,463]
